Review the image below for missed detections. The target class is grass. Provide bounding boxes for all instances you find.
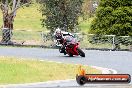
[0,30,42,45]
[79,35,113,49]
[0,56,101,84]
[80,41,113,49]
[12,30,41,40]
[14,4,44,31]
[78,17,93,33]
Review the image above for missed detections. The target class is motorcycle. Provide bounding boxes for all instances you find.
[59,36,85,57]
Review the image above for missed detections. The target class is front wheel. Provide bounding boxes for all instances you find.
[59,47,62,53]
[77,48,85,57]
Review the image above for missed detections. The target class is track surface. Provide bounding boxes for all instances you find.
[0,47,132,88]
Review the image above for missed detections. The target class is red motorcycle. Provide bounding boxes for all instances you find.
[59,36,85,57]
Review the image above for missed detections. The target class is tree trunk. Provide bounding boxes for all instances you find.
[1,14,13,44]
[1,28,12,44]
[0,0,29,44]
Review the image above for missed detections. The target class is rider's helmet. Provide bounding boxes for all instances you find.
[54,28,63,39]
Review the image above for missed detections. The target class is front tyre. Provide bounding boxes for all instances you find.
[77,48,85,57]
[59,47,62,53]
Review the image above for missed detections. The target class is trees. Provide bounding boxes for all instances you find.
[90,0,132,36]
[82,0,99,19]
[41,0,83,33]
[0,0,31,44]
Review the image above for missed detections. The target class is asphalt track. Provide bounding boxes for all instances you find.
[0,47,132,88]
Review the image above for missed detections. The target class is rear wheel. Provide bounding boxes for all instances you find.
[77,48,85,57]
[68,53,73,57]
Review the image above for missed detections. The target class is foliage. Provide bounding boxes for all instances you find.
[90,0,132,36]
[82,0,99,19]
[35,0,45,3]
[40,0,84,33]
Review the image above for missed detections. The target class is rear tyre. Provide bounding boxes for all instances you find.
[77,48,85,57]
[68,53,73,57]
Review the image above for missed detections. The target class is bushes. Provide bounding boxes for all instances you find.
[90,0,132,36]
[40,0,83,33]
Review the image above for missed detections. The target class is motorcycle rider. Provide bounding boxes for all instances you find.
[54,28,74,54]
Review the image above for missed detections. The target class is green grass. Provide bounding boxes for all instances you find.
[0,30,42,45]
[80,40,112,49]
[12,30,41,40]
[0,56,101,84]
[78,17,93,33]
[14,4,44,31]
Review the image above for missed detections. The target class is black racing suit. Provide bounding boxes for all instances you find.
[55,33,74,54]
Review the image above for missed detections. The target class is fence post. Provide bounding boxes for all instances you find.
[41,31,43,42]
[112,35,115,50]
[129,45,132,51]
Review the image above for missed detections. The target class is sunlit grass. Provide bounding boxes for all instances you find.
[14,4,44,31]
[0,56,101,84]
[78,18,94,33]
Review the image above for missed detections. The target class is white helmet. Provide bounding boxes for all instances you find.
[54,28,63,39]
[55,28,61,34]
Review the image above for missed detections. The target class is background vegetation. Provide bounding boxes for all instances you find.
[0,0,131,49]
[0,0,95,33]
[90,0,132,36]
